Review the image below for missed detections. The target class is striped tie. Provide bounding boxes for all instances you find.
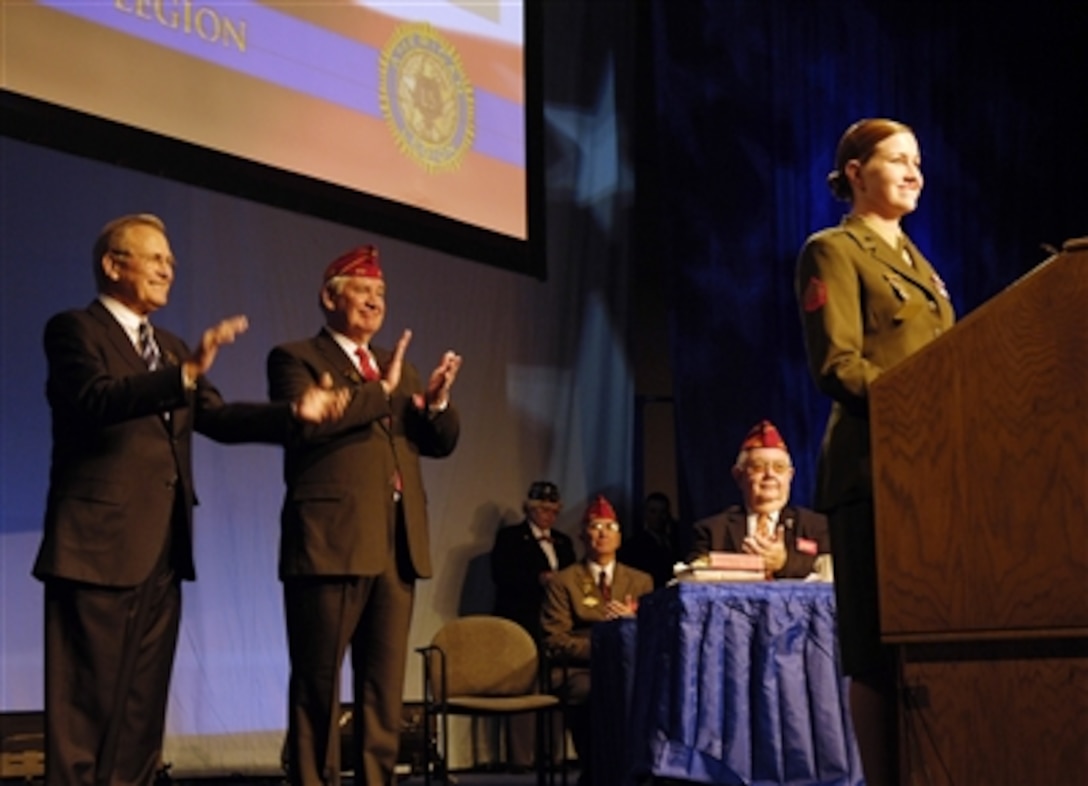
[139,321,162,371]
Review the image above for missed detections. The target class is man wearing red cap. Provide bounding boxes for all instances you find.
[267,245,462,786]
[541,495,653,786]
[688,420,830,578]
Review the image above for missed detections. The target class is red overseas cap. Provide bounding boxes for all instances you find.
[584,494,617,523]
[740,419,788,452]
[323,245,382,283]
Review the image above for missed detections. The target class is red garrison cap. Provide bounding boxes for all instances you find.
[323,245,382,282]
[740,419,788,452]
[584,494,617,523]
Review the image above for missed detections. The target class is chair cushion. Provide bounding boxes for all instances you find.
[429,616,541,697]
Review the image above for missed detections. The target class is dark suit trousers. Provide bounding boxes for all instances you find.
[284,508,415,786]
[44,562,181,786]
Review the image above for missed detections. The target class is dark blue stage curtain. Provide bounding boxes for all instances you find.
[646,0,1088,521]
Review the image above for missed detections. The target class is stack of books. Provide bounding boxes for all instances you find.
[673,552,766,583]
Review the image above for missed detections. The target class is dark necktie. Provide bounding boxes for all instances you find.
[139,321,162,371]
[355,346,381,381]
[598,570,611,602]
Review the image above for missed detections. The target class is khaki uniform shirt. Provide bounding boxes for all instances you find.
[795,215,956,509]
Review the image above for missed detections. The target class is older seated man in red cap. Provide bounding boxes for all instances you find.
[541,495,654,786]
[268,245,462,786]
[688,420,831,579]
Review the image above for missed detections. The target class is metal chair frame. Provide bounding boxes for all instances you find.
[417,616,562,786]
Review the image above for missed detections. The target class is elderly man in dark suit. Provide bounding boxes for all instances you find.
[491,481,577,641]
[689,420,831,579]
[542,496,654,786]
[490,481,577,769]
[268,245,461,786]
[34,213,348,786]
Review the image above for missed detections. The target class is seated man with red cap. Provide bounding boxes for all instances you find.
[689,420,831,579]
[268,245,462,786]
[541,495,654,786]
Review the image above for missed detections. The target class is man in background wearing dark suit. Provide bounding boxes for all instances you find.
[34,213,348,786]
[491,481,577,641]
[268,245,461,786]
[490,481,576,769]
[689,420,831,579]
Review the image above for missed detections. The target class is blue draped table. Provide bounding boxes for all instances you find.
[591,581,862,786]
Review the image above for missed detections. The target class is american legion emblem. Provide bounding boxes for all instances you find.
[379,22,475,173]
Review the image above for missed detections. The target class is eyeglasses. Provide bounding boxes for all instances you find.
[742,460,792,476]
[109,248,176,268]
[586,521,620,534]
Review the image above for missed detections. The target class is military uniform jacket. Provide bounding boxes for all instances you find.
[795,215,955,510]
[540,561,654,663]
[268,330,460,580]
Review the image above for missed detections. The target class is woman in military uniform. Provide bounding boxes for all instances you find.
[795,118,955,786]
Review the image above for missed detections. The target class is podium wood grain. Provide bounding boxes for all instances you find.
[871,249,1087,639]
[900,653,1088,785]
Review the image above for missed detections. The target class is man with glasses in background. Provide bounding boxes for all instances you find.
[688,420,831,579]
[541,495,653,786]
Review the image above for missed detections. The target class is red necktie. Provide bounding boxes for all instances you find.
[598,570,611,602]
[354,346,399,496]
[355,346,380,381]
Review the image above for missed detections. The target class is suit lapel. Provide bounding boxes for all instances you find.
[372,345,392,378]
[88,300,147,376]
[842,216,939,299]
[314,330,363,386]
[576,563,598,600]
[89,301,179,434]
[613,565,634,601]
[726,509,748,548]
[520,522,552,572]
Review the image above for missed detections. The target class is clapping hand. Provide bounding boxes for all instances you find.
[294,372,351,423]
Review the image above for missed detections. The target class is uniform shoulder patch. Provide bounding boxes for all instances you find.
[802,276,827,312]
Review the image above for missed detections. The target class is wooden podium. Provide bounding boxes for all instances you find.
[870,241,1088,786]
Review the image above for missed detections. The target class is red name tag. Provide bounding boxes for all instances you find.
[796,537,818,555]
